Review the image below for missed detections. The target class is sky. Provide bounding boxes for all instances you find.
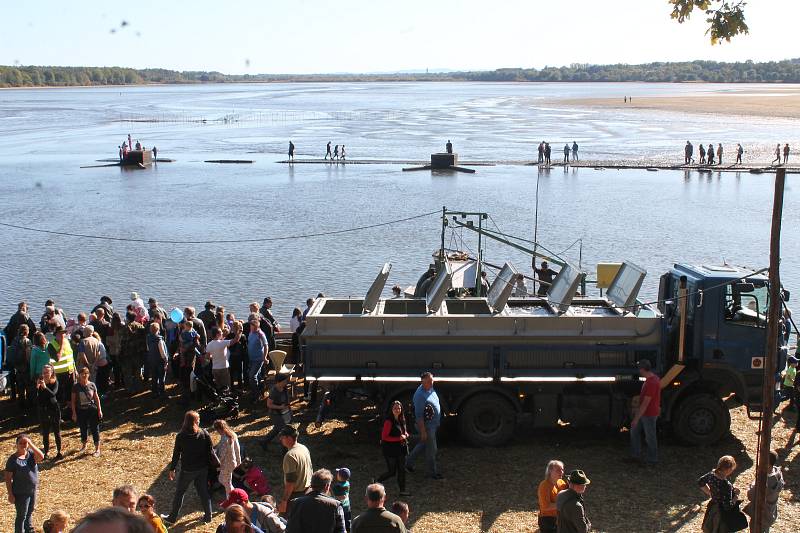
[1,0,799,74]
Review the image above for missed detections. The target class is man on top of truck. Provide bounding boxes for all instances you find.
[533,261,559,297]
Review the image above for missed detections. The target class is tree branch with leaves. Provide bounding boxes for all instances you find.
[669,0,749,44]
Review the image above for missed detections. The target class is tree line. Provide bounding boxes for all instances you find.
[1,59,799,88]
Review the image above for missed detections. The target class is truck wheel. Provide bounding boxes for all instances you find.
[458,393,516,447]
[673,393,730,445]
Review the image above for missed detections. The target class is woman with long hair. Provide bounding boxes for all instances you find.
[213,419,242,497]
[42,510,69,533]
[219,504,259,533]
[165,410,214,524]
[376,400,411,497]
[36,364,62,460]
[537,460,567,533]
[71,366,103,457]
[698,455,742,533]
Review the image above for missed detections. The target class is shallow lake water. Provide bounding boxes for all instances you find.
[0,82,797,322]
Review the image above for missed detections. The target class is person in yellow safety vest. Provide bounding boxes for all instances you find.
[48,326,75,405]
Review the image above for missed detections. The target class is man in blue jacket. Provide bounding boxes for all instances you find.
[405,372,443,480]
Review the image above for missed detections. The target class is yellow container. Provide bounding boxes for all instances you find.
[596,262,623,289]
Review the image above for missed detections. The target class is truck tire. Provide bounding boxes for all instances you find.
[458,393,516,447]
[673,393,730,445]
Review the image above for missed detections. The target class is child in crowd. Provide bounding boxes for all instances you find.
[137,493,168,533]
[781,356,798,411]
[332,467,352,532]
[42,510,69,533]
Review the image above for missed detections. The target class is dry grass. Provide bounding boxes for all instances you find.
[1,384,799,533]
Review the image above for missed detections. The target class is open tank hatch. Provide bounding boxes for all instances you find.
[363,263,392,313]
[547,264,586,314]
[606,261,647,310]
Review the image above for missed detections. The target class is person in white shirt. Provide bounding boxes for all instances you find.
[205,322,242,389]
[289,308,303,334]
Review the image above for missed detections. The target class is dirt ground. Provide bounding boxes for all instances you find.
[1,383,798,533]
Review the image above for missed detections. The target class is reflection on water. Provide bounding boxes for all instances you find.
[0,83,797,322]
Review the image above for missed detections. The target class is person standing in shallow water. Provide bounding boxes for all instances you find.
[699,143,706,164]
[325,141,332,160]
[288,141,295,161]
[572,141,579,162]
[772,144,781,165]
[563,143,570,164]
[716,143,723,166]
[706,143,715,165]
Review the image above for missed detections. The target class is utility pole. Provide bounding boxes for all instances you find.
[752,168,786,533]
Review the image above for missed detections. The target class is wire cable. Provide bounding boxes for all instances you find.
[0,210,440,245]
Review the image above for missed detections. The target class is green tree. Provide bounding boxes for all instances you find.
[668,0,749,44]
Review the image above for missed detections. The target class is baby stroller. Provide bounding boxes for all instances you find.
[196,372,239,426]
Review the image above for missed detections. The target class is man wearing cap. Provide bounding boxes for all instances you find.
[198,301,217,332]
[630,358,660,465]
[351,483,407,533]
[556,470,592,533]
[91,296,114,322]
[221,488,286,532]
[278,426,313,515]
[287,469,346,533]
[261,373,292,450]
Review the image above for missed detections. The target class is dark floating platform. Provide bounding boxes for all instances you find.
[205,159,254,164]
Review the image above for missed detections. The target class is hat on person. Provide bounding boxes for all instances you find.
[637,359,652,371]
[130,292,139,301]
[205,301,216,309]
[220,488,249,508]
[335,468,351,481]
[567,469,591,485]
[101,296,113,304]
[278,425,298,439]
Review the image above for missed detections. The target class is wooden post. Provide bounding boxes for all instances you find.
[752,168,786,533]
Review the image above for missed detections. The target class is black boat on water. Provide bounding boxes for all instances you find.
[121,149,153,168]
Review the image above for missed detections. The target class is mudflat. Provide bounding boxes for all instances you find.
[559,88,800,119]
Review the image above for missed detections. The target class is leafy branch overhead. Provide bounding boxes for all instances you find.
[669,0,749,44]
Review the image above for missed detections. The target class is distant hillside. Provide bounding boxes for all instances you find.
[1,59,799,87]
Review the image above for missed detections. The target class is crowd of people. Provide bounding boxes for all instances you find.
[683,141,791,166]
[2,291,798,532]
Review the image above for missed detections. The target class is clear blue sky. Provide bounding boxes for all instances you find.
[2,0,798,74]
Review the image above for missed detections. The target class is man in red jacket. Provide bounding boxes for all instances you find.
[630,358,660,465]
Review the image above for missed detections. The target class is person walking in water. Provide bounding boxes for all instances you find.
[152,146,158,162]
[699,143,706,164]
[288,141,295,162]
[572,141,579,162]
[563,144,570,164]
[706,143,715,165]
[735,143,743,164]
[340,145,346,161]
[716,143,723,166]
[446,140,453,154]
[333,145,339,160]
[772,144,781,165]
[325,141,332,160]
[784,143,790,164]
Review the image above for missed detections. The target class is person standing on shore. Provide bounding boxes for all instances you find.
[784,143,790,164]
[405,372,443,480]
[277,425,313,515]
[36,365,62,461]
[736,144,744,164]
[629,359,659,465]
[684,141,693,164]
[288,141,295,162]
[537,460,567,533]
[706,143,715,165]
[572,141,579,162]
[537,142,544,164]
[563,144,570,164]
[716,143,723,165]
[699,143,706,164]
[544,143,551,165]
[772,144,781,165]
[5,434,45,533]
[556,470,592,533]
[376,400,410,497]
[325,141,332,160]
[165,410,215,525]
[71,367,103,457]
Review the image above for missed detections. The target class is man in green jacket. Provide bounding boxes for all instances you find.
[556,470,591,533]
[351,483,407,533]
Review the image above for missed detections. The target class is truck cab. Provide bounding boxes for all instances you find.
[658,264,787,442]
